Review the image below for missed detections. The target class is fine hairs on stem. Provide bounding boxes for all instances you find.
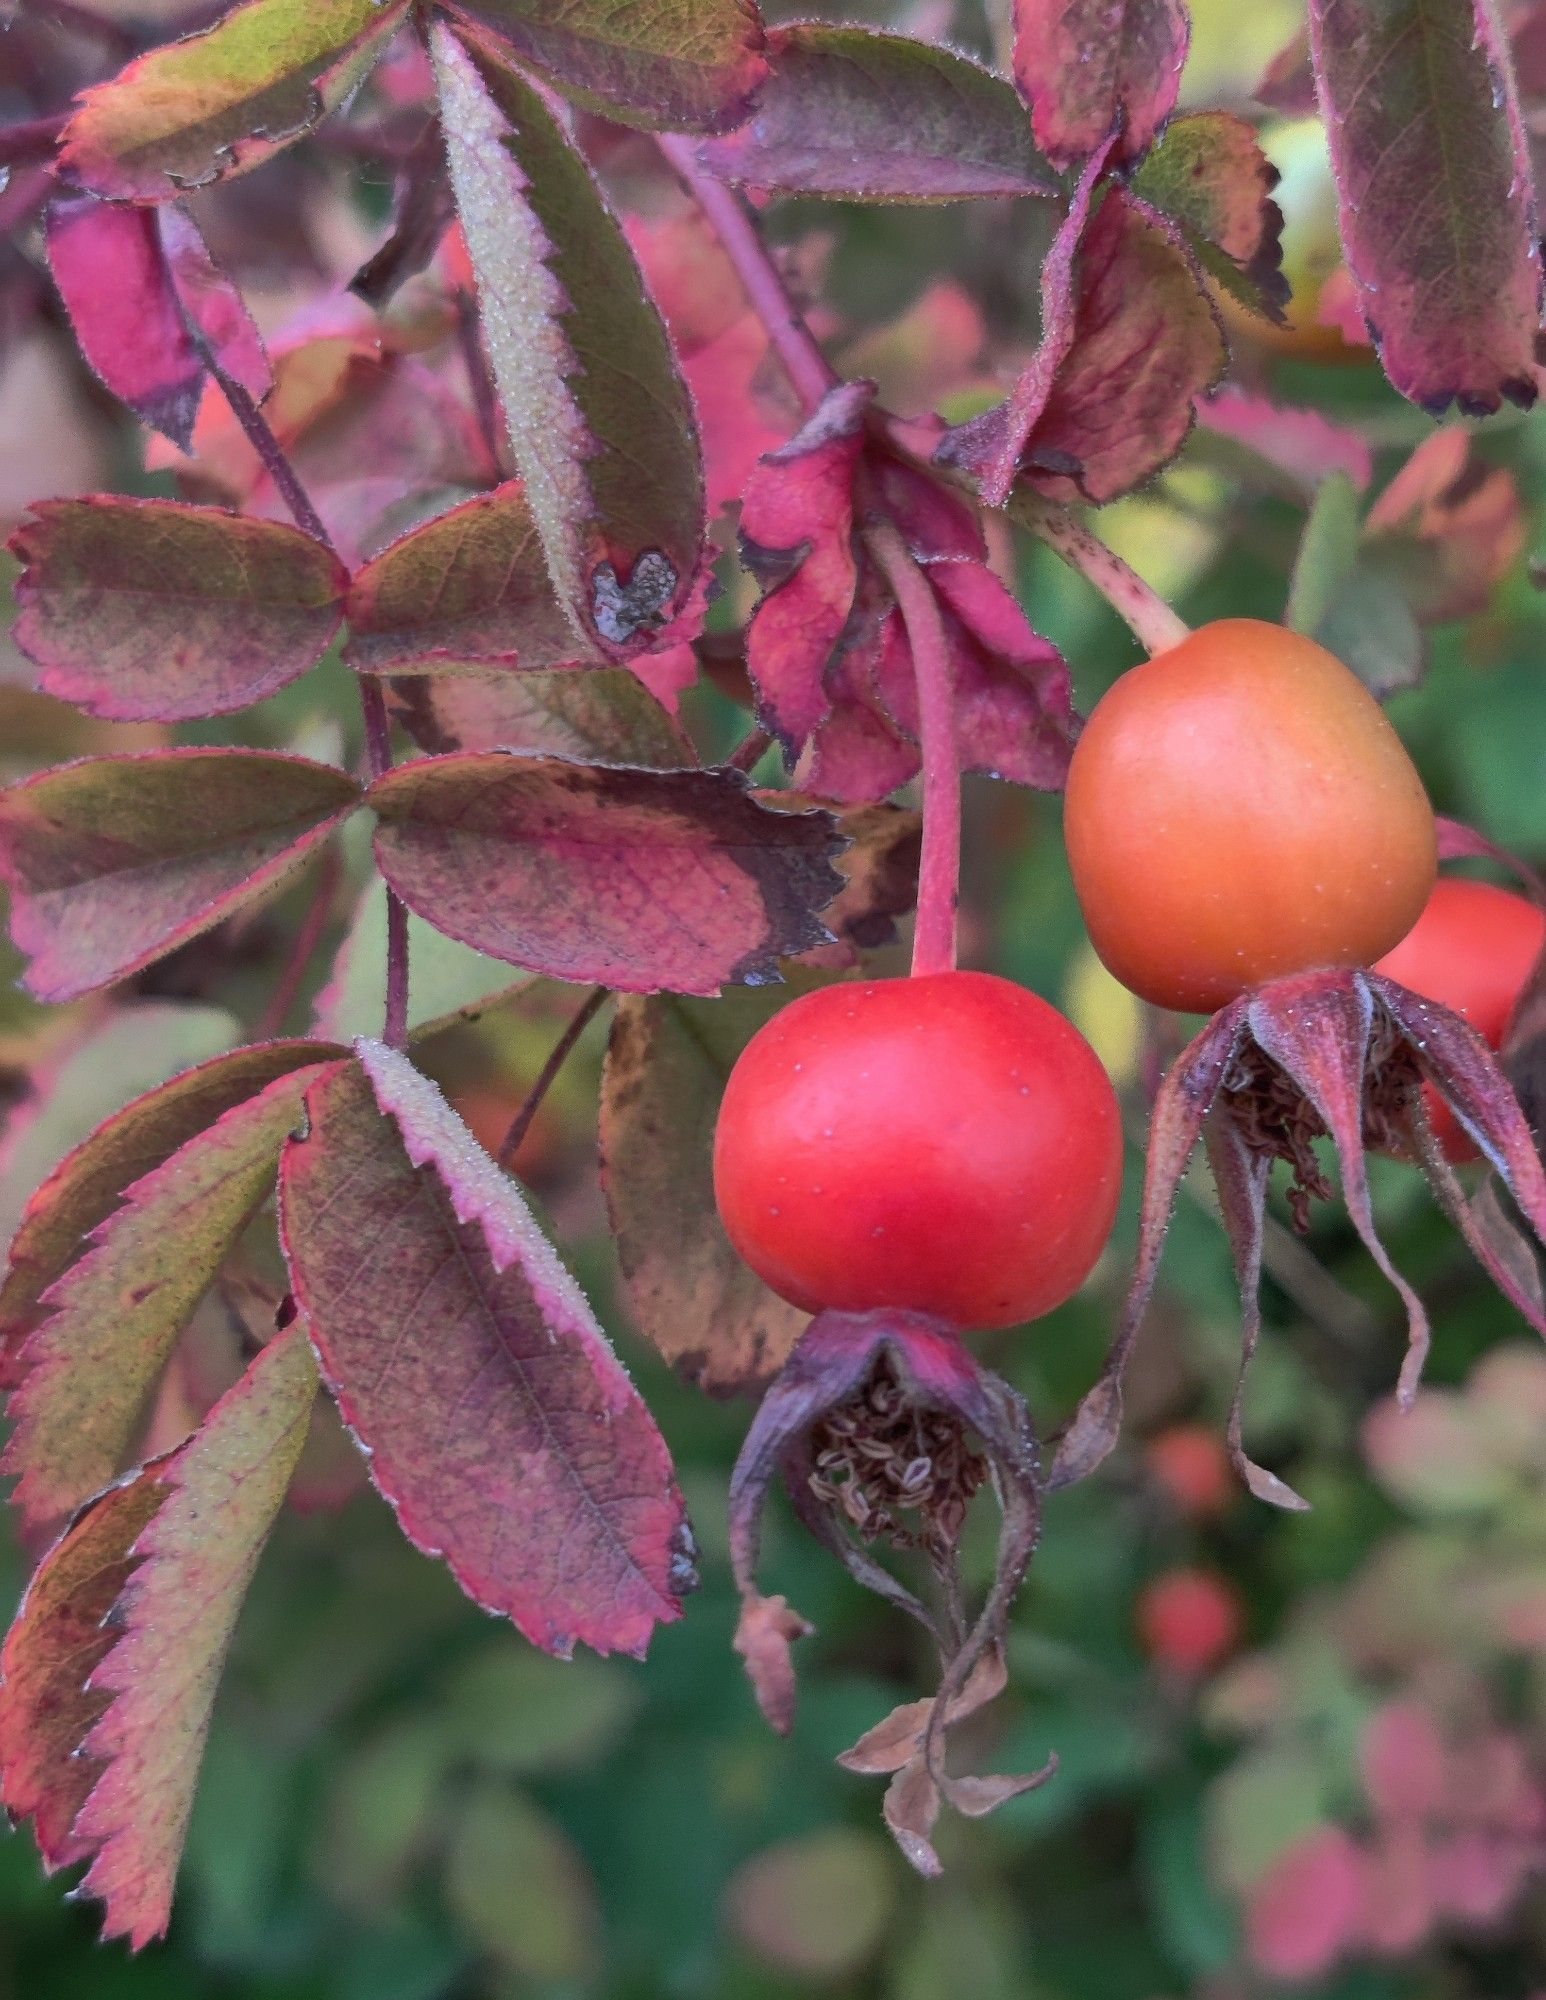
[210,367,412,1049]
[1012,494,1191,657]
[865,522,960,980]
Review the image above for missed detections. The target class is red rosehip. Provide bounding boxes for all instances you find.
[712,972,1123,1329]
[1137,1567,1245,1676]
[1374,876,1546,1161]
[1146,1424,1235,1519]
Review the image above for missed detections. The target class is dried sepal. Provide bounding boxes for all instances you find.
[728,1308,1053,1874]
[1057,968,1546,1504]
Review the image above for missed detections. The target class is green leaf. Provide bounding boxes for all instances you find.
[58,0,410,202]
[437,1641,640,1774]
[442,0,768,133]
[443,1781,596,1982]
[2,1061,331,1531]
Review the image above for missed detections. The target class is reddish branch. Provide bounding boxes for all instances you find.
[656,134,836,415]
[866,523,960,979]
[498,986,609,1168]
[211,369,411,1048]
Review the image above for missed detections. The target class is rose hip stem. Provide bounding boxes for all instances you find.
[866,522,960,978]
[1013,492,1190,656]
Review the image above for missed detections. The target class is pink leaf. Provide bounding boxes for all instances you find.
[1245,1825,1368,1981]
[345,482,587,676]
[1361,1699,1450,1822]
[1308,0,1542,414]
[699,23,1058,201]
[11,498,346,721]
[1013,0,1190,169]
[69,1324,319,1947]
[431,22,706,659]
[0,750,360,1002]
[0,1038,342,1374]
[1364,428,1527,625]
[45,197,269,450]
[3,1063,330,1533]
[278,1047,695,1657]
[444,0,767,133]
[57,0,410,202]
[367,752,844,994]
[1194,388,1374,499]
[628,207,801,516]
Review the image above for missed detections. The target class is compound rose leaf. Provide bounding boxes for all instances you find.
[699,24,1058,201]
[68,1324,319,1948]
[1131,111,1288,320]
[45,197,270,449]
[0,1038,341,1370]
[368,752,844,994]
[11,498,346,721]
[599,987,816,1397]
[278,1046,695,1658]
[0,749,361,1001]
[345,482,585,676]
[57,0,410,203]
[2,1063,329,1533]
[1013,0,1190,169]
[431,22,706,660]
[387,666,692,767]
[1308,0,1542,414]
[442,0,767,132]
[0,1469,169,1875]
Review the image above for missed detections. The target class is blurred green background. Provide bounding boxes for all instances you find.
[2,0,1545,1995]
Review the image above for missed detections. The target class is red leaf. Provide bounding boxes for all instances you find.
[442,0,767,132]
[740,382,872,754]
[431,22,706,659]
[699,23,1057,201]
[948,182,1226,508]
[3,1063,330,1533]
[599,987,815,1397]
[0,750,361,1002]
[344,482,586,676]
[628,207,801,516]
[1245,1825,1367,1981]
[1194,388,1373,499]
[367,752,844,994]
[10,498,346,721]
[68,1324,319,1947]
[0,1039,341,1374]
[1308,0,1542,414]
[741,386,1076,801]
[1013,0,1190,169]
[0,1473,167,1873]
[45,197,270,450]
[57,0,411,202]
[278,1047,695,1658]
